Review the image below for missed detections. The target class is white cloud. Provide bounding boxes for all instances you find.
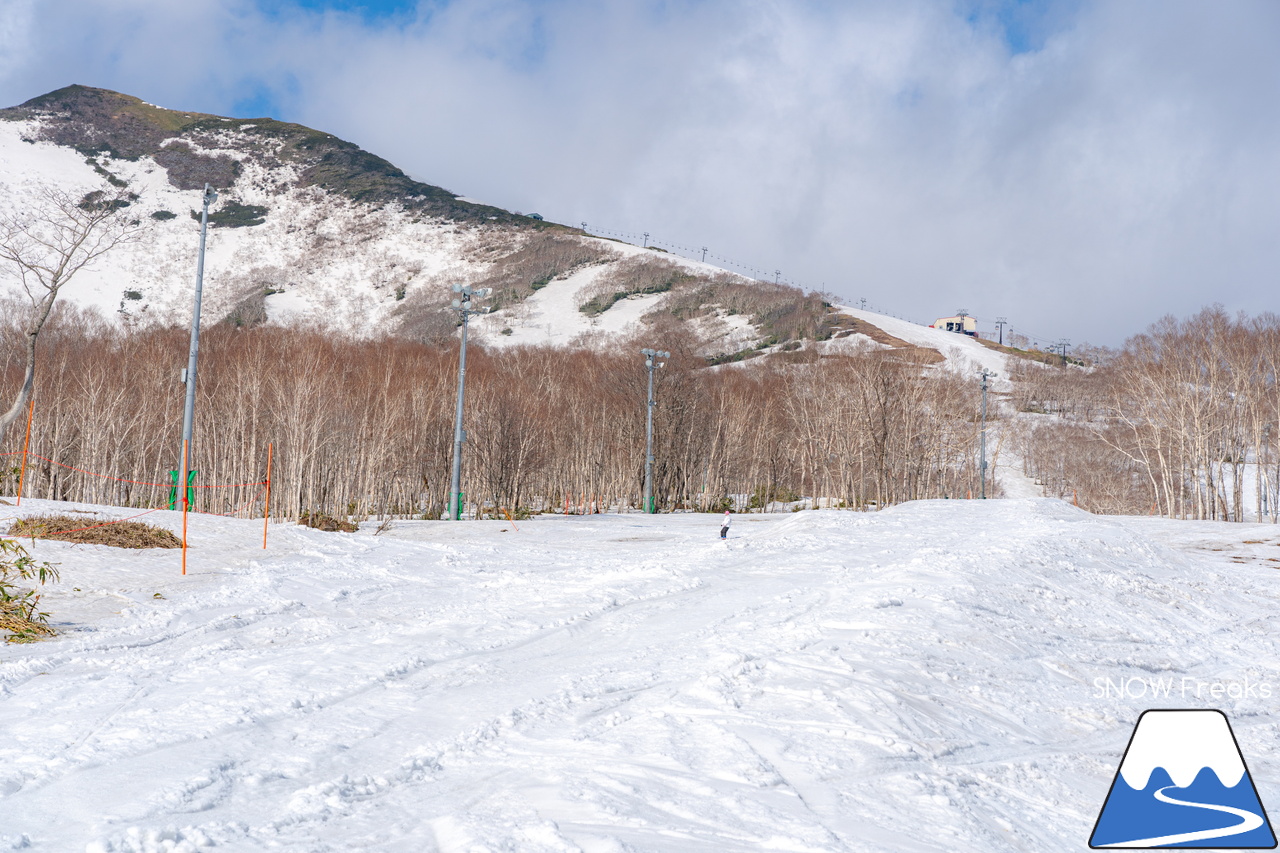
[0,0,34,80]
[2,0,1278,343]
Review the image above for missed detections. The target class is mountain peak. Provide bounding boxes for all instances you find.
[6,84,217,158]
[1,85,525,224]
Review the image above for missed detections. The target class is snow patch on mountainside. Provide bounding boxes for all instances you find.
[471,238,774,352]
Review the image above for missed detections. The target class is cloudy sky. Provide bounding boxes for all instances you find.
[2,0,1277,345]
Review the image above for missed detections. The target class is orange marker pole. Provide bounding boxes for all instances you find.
[15,397,34,507]
[181,439,189,576]
[262,442,273,549]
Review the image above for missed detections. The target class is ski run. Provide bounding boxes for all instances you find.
[1,497,1278,851]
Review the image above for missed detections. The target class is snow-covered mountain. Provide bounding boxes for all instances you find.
[0,85,1027,372]
[0,86,821,357]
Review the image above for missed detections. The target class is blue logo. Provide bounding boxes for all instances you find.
[1091,709,1276,848]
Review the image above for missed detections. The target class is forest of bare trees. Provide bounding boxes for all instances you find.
[0,300,988,520]
[1013,307,1280,522]
[8,291,1277,527]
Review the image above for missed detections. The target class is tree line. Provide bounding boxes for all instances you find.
[1012,307,1280,522]
[0,302,988,519]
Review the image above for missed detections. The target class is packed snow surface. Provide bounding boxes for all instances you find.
[2,499,1278,851]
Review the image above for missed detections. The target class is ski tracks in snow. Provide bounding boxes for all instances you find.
[2,500,1279,851]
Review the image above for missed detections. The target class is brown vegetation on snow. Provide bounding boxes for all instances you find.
[8,515,182,549]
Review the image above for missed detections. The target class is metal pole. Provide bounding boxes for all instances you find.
[181,438,189,575]
[447,285,489,520]
[640,348,668,514]
[180,184,216,514]
[449,308,469,520]
[644,357,655,513]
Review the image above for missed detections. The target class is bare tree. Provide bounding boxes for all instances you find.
[0,184,143,444]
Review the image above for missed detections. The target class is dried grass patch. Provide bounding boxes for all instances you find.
[892,345,947,366]
[8,514,182,549]
[299,511,358,533]
[837,315,915,348]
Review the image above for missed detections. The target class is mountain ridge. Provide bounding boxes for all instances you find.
[1,84,528,226]
[0,84,996,370]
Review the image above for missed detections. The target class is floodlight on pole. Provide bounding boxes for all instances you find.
[179,183,217,515]
[641,348,669,514]
[979,368,996,499]
[448,283,490,520]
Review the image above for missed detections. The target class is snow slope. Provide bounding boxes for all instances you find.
[2,117,1009,372]
[1,498,1277,851]
[0,121,762,353]
[469,240,762,353]
[833,305,1010,382]
[0,120,485,332]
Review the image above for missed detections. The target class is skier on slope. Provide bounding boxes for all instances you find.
[720,509,731,540]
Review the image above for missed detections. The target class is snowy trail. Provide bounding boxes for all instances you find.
[2,499,1279,851]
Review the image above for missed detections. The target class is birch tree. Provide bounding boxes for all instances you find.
[0,184,143,445]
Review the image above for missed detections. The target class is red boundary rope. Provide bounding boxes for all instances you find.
[4,437,275,568]
[0,451,266,490]
[205,484,268,519]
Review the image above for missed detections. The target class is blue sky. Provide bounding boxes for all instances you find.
[259,0,423,21]
[2,0,1278,344]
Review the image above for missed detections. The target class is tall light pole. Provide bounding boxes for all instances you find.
[179,183,217,512]
[641,347,669,514]
[979,368,996,499]
[448,284,490,520]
